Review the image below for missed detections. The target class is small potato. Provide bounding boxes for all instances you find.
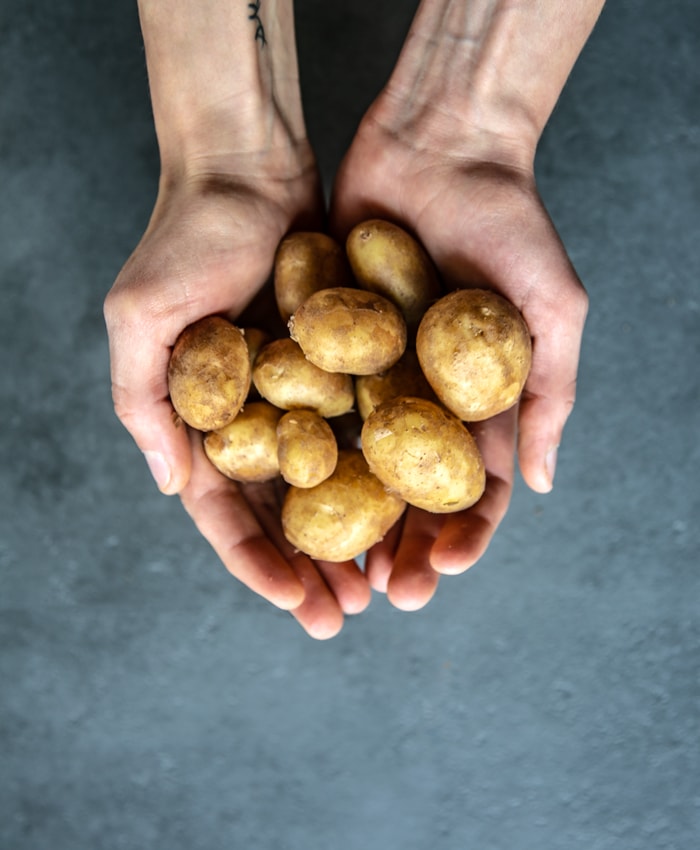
[274,232,353,323]
[282,449,406,562]
[346,219,442,335]
[289,287,407,376]
[168,316,250,431]
[355,349,438,420]
[253,338,355,418]
[277,410,338,488]
[361,397,485,513]
[203,401,282,483]
[242,327,271,399]
[416,288,532,421]
[242,327,271,372]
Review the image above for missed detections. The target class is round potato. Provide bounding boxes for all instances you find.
[361,397,485,513]
[282,449,406,562]
[346,219,441,335]
[253,338,354,418]
[288,287,407,376]
[203,401,282,483]
[355,349,438,420]
[416,288,532,421]
[277,410,338,488]
[168,315,251,431]
[274,231,353,323]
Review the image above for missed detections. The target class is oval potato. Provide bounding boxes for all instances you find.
[274,231,353,323]
[355,349,438,420]
[282,449,406,562]
[346,219,441,335]
[203,401,282,483]
[416,288,532,421]
[253,338,355,418]
[277,410,338,488]
[289,287,407,376]
[168,315,251,431]
[361,396,485,513]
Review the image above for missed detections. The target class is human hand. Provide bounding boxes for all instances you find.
[103,0,376,638]
[330,111,588,611]
[104,154,373,638]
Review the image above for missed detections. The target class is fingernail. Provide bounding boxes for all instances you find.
[545,446,559,490]
[144,451,171,492]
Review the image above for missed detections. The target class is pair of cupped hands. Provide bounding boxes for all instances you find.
[104,104,588,639]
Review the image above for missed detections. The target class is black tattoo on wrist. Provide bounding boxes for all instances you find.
[248,1,267,47]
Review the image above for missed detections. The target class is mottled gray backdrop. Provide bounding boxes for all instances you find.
[1,1,699,848]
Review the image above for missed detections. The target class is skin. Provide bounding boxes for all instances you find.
[330,0,605,610]
[104,0,371,639]
[105,0,605,634]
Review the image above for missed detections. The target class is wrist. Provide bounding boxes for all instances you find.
[138,0,309,181]
[371,0,604,171]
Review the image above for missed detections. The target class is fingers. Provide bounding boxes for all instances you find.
[314,560,372,616]
[365,514,405,593]
[180,435,371,639]
[286,559,351,640]
[241,478,371,638]
[386,508,443,611]
[518,270,589,493]
[430,407,517,574]
[180,431,307,610]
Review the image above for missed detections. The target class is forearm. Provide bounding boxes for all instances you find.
[137,0,308,178]
[377,0,605,165]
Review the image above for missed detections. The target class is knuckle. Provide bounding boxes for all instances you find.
[568,282,589,325]
[110,381,137,430]
[103,282,149,331]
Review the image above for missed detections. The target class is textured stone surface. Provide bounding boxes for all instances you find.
[1,1,699,848]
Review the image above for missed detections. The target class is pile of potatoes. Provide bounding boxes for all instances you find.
[167,221,532,562]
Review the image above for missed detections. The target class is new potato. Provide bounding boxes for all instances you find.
[277,410,338,488]
[203,401,282,483]
[253,338,355,418]
[346,219,442,335]
[168,315,251,431]
[355,349,437,420]
[274,232,353,323]
[282,449,406,562]
[417,288,532,421]
[242,327,271,373]
[361,396,486,513]
[289,287,407,376]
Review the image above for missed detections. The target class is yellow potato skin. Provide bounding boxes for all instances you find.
[355,349,438,420]
[361,397,485,513]
[252,338,355,418]
[416,288,532,422]
[274,232,353,323]
[203,401,282,483]
[168,316,251,431]
[282,449,406,562]
[242,327,271,400]
[277,410,338,488]
[242,327,271,372]
[346,219,442,335]
[288,287,407,376]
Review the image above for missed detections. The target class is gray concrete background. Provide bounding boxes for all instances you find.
[1,1,699,848]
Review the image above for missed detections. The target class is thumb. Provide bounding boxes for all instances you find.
[104,296,192,495]
[517,273,589,493]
